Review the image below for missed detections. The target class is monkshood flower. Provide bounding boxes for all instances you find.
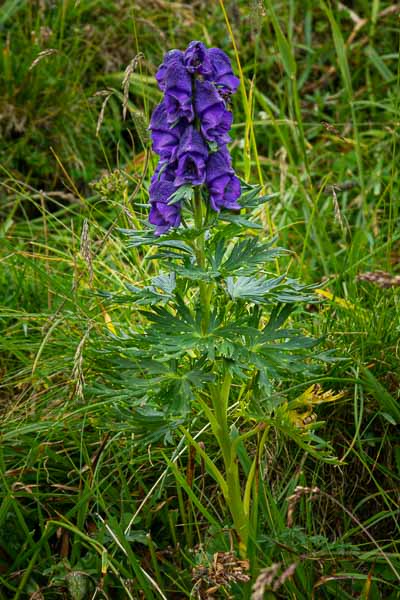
[195,80,233,144]
[149,101,183,160]
[208,48,240,94]
[175,126,208,186]
[149,166,181,235]
[206,147,241,212]
[149,41,241,234]
[183,41,213,76]
[155,49,183,91]
[164,61,194,124]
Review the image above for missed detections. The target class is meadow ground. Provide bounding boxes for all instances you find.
[0,1,399,598]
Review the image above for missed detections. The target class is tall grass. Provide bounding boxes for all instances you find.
[1,1,400,598]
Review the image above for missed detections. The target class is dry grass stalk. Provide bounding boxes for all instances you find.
[251,563,280,600]
[287,485,320,528]
[94,89,113,137]
[357,271,400,288]
[122,53,144,121]
[71,324,92,401]
[80,219,93,285]
[252,562,298,598]
[29,48,58,71]
[192,551,250,599]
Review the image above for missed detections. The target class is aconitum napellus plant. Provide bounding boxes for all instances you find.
[148,41,241,234]
[100,42,337,566]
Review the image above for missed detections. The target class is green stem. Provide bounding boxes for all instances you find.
[211,370,249,558]
[193,188,212,335]
[192,191,248,556]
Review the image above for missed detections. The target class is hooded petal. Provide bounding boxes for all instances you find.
[208,48,240,94]
[174,127,208,186]
[149,177,176,204]
[183,41,213,76]
[175,155,206,186]
[149,101,183,160]
[149,201,181,235]
[206,147,241,212]
[155,49,184,91]
[164,62,194,123]
[149,176,181,235]
[177,126,208,159]
[195,80,232,144]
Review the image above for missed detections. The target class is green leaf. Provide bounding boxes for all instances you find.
[120,228,196,255]
[365,45,395,82]
[264,0,297,77]
[360,367,400,424]
[171,264,220,282]
[220,237,287,276]
[237,181,279,209]
[321,1,353,99]
[151,272,176,295]
[167,184,194,205]
[219,213,263,229]
[0,0,27,26]
[226,275,286,303]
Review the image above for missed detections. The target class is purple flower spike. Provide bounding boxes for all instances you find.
[149,177,181,235]
[148,41,241,232]
[184,41,213,76]
[206,147,241,212]
[155,49,184,91]
[195,80,233,145]
[208,48,240,94]
[175,126,208,186]
[149,101,182,161]
[164,61,194,124]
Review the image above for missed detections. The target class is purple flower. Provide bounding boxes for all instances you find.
[164,61,194,124]
[149,171,181,235]
[195,80,232,145]
[155,49,184,91]
[149,101,182,161]
[208,48,240,94]
[206,147,241,212]
[175,126,208,186]
[149,200,181,236]
[148,42,241,232]
[183,41,212,76]
[150,161,176,189]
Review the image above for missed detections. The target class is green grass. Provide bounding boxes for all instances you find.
[1,1,400,598]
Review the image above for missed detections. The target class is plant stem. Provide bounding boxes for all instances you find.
[193,188,212,335]
[211,370,249,558]
[192,191,249,556]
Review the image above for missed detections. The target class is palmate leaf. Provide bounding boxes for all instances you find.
[97,272,176,306]
[151,272,177,295]
[219,213,263,229]
[120,227,196,254]
[272,278,319,303]
[113,403,184,444]
[91,352,216,443]
[237,181,279,209]
[171,264,220,282]
[219,237,287,276]
[226,275,286,303]
[130,302,209,358]
[225,275,319,304]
